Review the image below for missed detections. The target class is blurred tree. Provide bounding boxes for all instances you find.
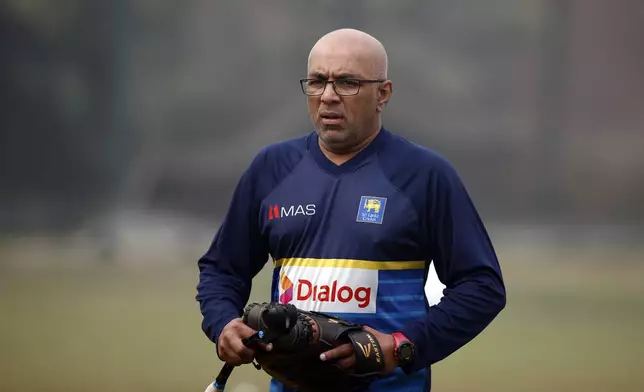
[0,0,135,234]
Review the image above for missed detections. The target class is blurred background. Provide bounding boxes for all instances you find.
[1,1,643,391]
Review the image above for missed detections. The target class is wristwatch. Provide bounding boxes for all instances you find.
[391,332,415,372]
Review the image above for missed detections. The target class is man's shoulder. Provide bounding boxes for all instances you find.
[381,129,456,176]
[259,133,310,155]
[248,133,310,171]
[237,133,312,200]
[240,133,312,196]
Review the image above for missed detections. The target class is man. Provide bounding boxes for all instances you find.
[196,28,506,391]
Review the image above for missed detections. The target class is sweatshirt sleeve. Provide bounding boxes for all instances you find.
[195,157,270,352]
[400,161,506,371]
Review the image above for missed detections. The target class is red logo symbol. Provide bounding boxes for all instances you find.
[279,271,293,304]
[268,204,280,220]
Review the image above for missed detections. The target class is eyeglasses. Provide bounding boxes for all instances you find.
[299,78,385,96]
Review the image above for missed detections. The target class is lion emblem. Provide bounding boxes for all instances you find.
[363,198,381,214]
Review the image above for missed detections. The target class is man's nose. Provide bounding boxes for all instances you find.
[320,82,341,103]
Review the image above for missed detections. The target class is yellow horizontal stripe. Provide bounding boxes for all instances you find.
[274,257,425,271]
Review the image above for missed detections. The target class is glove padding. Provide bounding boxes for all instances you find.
[242,302,385,392]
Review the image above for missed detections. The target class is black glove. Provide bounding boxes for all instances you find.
[242,302,385,392]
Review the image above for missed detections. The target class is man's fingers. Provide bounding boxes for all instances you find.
[362,325,377,334]
[222,350,244,366]
[229,338,256,363]
[336,355,356,369]
[319,342,353,361]
[235,321,259,339]
[218,318,267,365]
[258,342,273,351]
[219,343,246,366]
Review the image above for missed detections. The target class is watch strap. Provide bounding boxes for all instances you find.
[391,332,414,373]
[392,332,409,354]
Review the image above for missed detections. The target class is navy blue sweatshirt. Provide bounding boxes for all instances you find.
[196,128,506,391]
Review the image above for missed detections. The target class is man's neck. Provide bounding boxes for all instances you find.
[319,127,381,166]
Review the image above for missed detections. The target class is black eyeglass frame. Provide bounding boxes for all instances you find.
[299,78,386,96]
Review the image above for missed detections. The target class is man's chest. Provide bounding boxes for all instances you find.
[259,162,425,260]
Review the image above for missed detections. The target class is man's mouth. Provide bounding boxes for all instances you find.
[319,111,344,124]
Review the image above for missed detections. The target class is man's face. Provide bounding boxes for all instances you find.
[306,49,385,153]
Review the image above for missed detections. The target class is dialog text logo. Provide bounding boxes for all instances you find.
[277,265,378,313]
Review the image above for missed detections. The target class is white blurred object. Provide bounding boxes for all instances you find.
[424,262,445,306]
[203,380,259,392]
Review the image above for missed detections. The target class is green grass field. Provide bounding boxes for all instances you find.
[1,243,643,391]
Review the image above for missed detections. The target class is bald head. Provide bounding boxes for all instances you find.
[308,28,388,79]
[304,29,393,159]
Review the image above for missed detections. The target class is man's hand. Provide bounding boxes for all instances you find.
[319,326,398,374]
[217,318,273,365]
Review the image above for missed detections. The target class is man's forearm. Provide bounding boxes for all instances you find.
[400,269,506,371]
[197,262,252,346]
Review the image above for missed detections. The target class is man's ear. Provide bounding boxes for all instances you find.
[376,81,393,112]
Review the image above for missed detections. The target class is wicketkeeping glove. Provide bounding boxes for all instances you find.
[242,302,386,392]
